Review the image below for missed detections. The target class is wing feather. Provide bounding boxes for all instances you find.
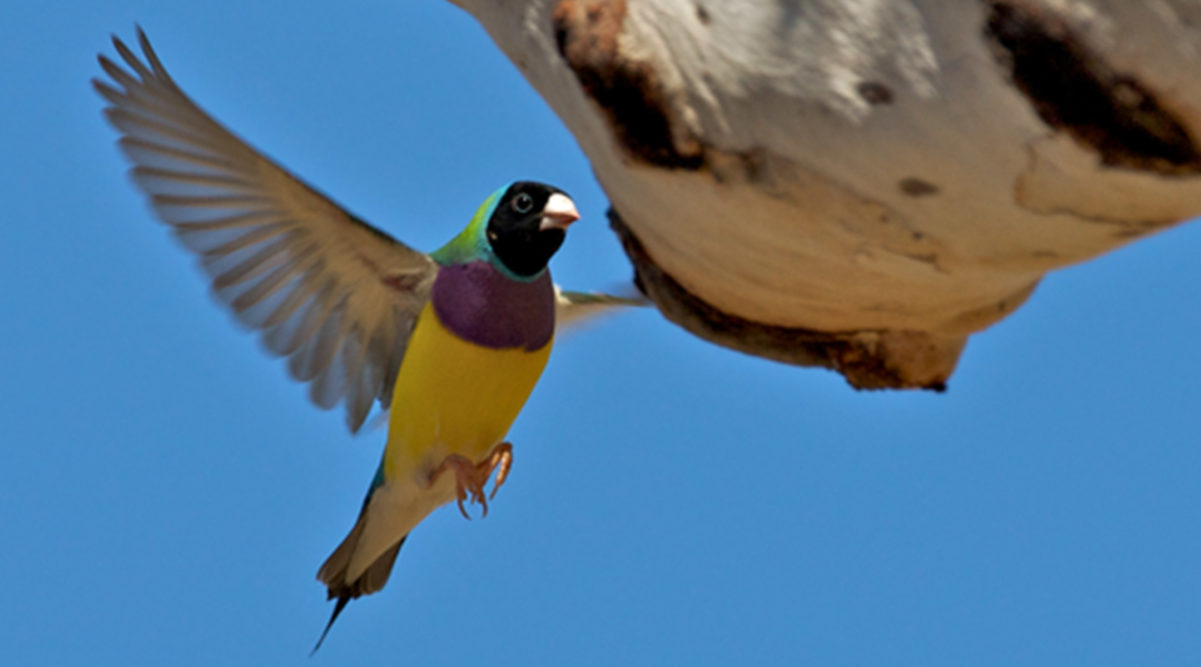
[555,288,648,328]
[95,28,436,432]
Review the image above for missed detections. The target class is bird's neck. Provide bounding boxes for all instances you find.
[431,260,555,350]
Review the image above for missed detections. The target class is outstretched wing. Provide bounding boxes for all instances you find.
[94,28,437,433]
[555,288,648,328]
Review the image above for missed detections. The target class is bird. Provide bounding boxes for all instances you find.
[93,28,642,651]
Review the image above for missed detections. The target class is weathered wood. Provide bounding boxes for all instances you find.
[449,0,1201,388]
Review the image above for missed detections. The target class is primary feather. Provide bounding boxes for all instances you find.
[95,28,436,433]
[95,28,643,433]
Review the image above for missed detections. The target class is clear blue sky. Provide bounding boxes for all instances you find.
[3,2,1200,665]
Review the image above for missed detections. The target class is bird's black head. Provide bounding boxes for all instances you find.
[486,181,579,278]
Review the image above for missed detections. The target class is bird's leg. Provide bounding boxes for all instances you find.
[429,454,487,520]
[488,442,513,501]
[428,442,515,520]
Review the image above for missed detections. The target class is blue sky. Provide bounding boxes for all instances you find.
[3,2,1200,665]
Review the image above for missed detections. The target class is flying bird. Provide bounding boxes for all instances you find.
[93,28,641,650]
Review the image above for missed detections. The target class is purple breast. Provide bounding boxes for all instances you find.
[431,260,555,350]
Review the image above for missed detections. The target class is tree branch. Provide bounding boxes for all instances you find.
[450,0,1201,388]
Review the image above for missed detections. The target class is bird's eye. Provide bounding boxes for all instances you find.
[512,193,534,214]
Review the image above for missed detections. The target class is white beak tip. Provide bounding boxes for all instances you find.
[540,193,580,230]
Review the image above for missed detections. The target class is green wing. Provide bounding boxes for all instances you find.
[94,29,436,433]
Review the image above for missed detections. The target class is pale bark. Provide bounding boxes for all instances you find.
[448,0,1201,389]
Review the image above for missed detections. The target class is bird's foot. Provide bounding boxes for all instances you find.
[430,454,487,519]
[488,442,513,501]
[430,442,514,520]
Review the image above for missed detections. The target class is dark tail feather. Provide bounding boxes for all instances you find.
[311,593,352,655]
[309,536,407,654]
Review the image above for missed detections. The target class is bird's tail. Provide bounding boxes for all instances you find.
[311,460,456,652]
[311,515,407,654]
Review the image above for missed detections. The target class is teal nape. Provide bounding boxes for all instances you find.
[430,182,547,283]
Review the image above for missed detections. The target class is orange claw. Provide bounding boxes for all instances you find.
[489,442,513,501]
[429,454,482,520]
[429,442,515,520]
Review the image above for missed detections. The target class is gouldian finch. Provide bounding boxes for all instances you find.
[94,29,639,649]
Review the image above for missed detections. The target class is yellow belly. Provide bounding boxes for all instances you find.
[383,302,551,480]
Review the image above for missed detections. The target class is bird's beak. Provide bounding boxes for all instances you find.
[539,193,580,231]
